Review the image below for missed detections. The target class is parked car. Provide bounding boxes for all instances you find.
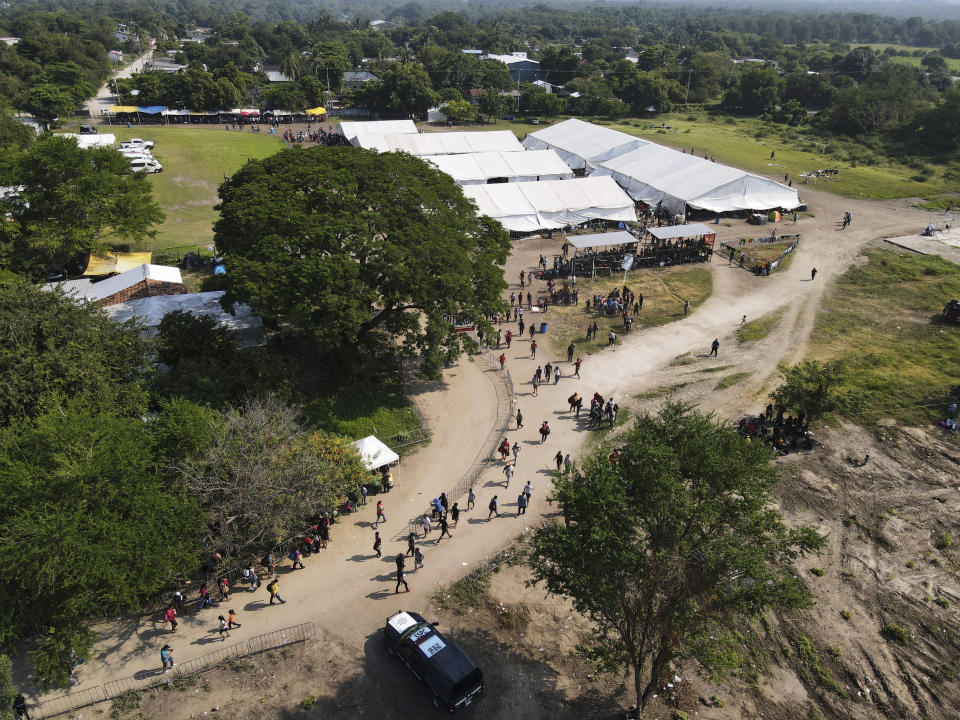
[121,138,154,150]
[528,117,541,124]
[79,125,97,135]
[129,157,162,173]
[120,148,153,160]
[383,611,484,713]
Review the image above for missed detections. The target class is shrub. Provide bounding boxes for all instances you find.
[881,623,912,646]
[300,694,318,710]
[810,567,825,577]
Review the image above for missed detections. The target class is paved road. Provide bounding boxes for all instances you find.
[85,49,154,119]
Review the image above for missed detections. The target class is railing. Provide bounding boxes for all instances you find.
[36,623,315,719]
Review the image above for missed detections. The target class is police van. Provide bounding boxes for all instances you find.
[383,610,484,712]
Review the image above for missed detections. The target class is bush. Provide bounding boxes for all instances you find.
[810,567,825,577]
[881,623,912,646]
[300,694,318,710]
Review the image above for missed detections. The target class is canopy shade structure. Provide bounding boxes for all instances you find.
[352,130,523,156]
[83,251,153,276]
[338,119,418,140]
[108,105,138,113]
[350,435,400,470]
[427,150,574,185]
[594,144,800,215]
[647,223,716,240]
[137,105,166,114]
[305,106,327,115]
[462,176,636,233]
[521,118,649,172]
[567,230,638,249]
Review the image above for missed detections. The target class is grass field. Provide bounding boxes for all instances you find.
[715,371,752,390]
[810,249,960,426]
[850,44,960,73]
[541,265,712,358]
[106,126,285,250]
[434,113,954,201]
[738,307,787,343]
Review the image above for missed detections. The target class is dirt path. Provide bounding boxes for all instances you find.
[84,48,154,119]
[32,187,930,714]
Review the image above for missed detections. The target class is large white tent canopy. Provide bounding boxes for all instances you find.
[567,230,638,249]
[351,130,523,156]
[337,120,418,140]
[647,223,716,240]
[594,144,800,214]
[462,176,636,232]
[427,150,574,185]
[350,435,399,470]
[521,118,649,172]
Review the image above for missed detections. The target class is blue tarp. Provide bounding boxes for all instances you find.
[137,106,166,114]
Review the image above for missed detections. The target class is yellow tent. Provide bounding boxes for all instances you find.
[83,251,153,276]
[305,107,327,116]
[109,105,139,114]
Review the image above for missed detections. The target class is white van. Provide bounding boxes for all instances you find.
[120,148,153,160]
[129,157,162,173]
[121,138,154,150]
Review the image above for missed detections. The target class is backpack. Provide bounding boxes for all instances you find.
[489,498,497,511]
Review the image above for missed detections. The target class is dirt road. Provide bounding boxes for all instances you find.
[32,186,929,715]
[84,49,154,119]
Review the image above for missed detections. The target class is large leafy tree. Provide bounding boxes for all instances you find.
[0,281,150,425]
[361,61,437,117]
[16,83,75,130]
[770,359,848,422]
[530,404,824,709]
[0,135,164,279]
[213,146,510,377]
[179,397,367,554]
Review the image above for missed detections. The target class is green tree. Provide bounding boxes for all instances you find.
[476,89,507,122]
[521,86,563,117]
[278,47,303,81]
[361,62,436,117]
[0,135,163,279]
[179,397,367,554]
[17,83,75,130]
[530,403,824,709]
[0,397,204,686]
[311,41,349,91]
[0,653,18,719]
[440,98,475,123]
[0,281,150,425]
[770,359,847,422]
[213,147,510,378]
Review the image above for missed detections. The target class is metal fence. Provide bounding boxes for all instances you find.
[37,623,315,719]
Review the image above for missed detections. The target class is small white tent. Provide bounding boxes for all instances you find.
[350,435,400,470]
[462,176,636,232]
[521,118,648,172]
[427,150,574,185]
[351,130,523,156]
[593,144,800,215]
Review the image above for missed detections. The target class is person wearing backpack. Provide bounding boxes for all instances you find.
[487,495,500,520]
[164,606,177,633]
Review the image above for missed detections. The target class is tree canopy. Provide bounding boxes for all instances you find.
[213,146,510,377]
[530,403,824,708]
[0,135,164,279]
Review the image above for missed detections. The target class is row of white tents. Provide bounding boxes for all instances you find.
[344,118,800,232]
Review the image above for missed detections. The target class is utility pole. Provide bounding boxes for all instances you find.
[685,70,692,105]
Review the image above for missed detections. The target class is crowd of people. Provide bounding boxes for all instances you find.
[737,404,813,453]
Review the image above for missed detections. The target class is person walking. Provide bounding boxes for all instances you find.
[531,375,539,396]
[512,441,521,464]
[517,492,528,516]
[373,531,382,558]
[467,488,476,510]
[420,513,432,536]
[197,583,215,612]
[173,590,184,614]
[741,315,747,325]
[267,577,285,605]
[518,318,525,336]
[414,547,425,569]
[567,343,575,362]
[530,340,537,359]
[529,324,535,340]
[160,644,174,672]
[451,502,460,528]
[684,299,690,316]
[637,293,643,311]
[437,514,452,541]
[608,330,616,346]
[242,568,258,591]
[503,462,514,486]
[375,500,386,527]
[218,577,230,602]
[396,553,406,577]
[217,615,231,640]
[554,366,561,384]
[564,454,572,474]
[406,533,416,557]
[360,485,367,506]
[811,267,817,280]
[164,605,178,633]
[710,338,719,357]
[395,566,410,593]
[228,609,241,629]
[488,495,500,520]
[574,358,582,378]
[510,291,516,306]
[516,407,523,429]
[544,362,552,382]
[289,548,305,570]
[539,421,551,443]
[523,481,533,508]
[527,291,532,307]
[506,330,512,348]
[13,695,29,720]
[520,270,525,288]
[554,450,563,471]
[499,352,505,371]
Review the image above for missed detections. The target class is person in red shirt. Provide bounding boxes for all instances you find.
[164,606,177,633]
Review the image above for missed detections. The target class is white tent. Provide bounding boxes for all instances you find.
[462,176,636,233]
[427,150,574,185]
[350,435,400,470]
[60,133,116,149]
[337,120,418,140]
[351,130,523,156]
[594,144,800,215]
[521,118,648,172]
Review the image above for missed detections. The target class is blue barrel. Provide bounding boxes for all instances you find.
[539,322,548,333]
